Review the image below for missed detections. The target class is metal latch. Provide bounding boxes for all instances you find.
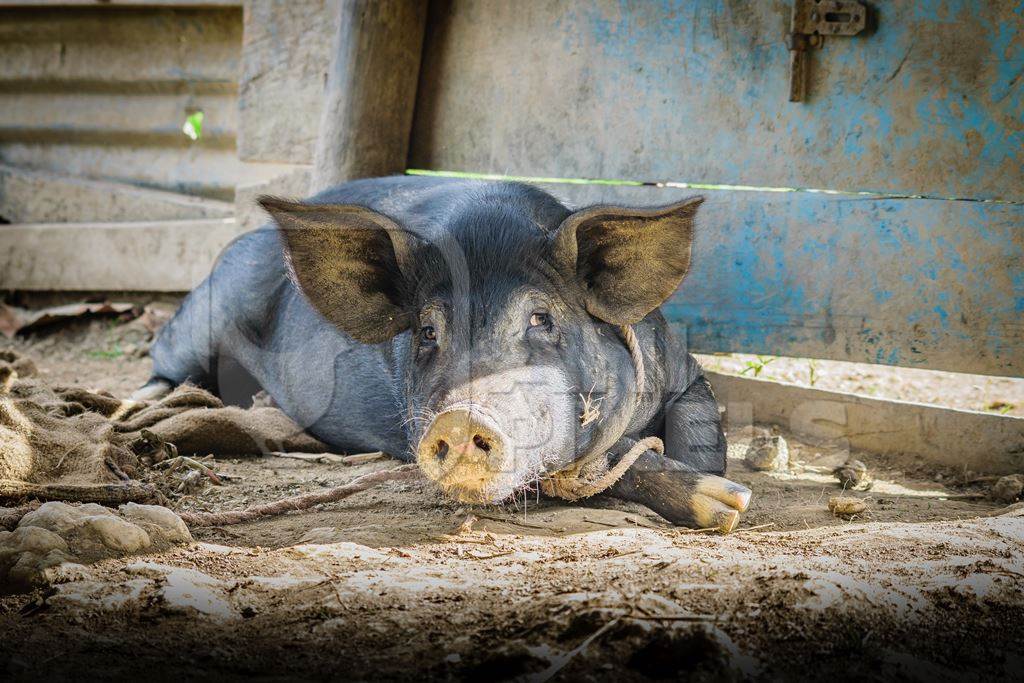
[787,0,867,102]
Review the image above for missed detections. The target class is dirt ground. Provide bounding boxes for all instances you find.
[2,310,1023,681]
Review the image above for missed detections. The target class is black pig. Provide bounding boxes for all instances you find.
[141,176,751,531]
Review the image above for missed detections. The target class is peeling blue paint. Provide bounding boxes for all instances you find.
[414,1,1024,376]
[659,189,1024,377]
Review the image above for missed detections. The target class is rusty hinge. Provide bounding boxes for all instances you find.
[787,0,867,102]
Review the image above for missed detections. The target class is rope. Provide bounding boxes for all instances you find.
[617,324,645,394]
[540,324,664,501]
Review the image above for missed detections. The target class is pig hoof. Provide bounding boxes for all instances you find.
[130,378,174,402]
[689,493,742,533]
[696,474,752,513]
[626,471,752,533]
[691,475,751,532]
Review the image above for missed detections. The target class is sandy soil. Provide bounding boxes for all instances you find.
[2,311,1023,680]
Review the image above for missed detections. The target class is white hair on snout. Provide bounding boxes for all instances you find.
[400,405,439,461]
[415,367,575,503]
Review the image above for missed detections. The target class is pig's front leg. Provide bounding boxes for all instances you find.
[608,444,750,532]
[608,375,750,532]
[662,374,728,474]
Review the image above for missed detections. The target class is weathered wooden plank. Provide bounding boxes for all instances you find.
[0,5,243,201]
[707,371,1024,475]
[0,7,242,87]
[0,164,233,222]
[531,182,1023,377]
[0,1,240,6]
[6,173,1018,378]
[237,0,332,164]
[311,0,428,189]
[0,219,241,291]
[410,0,1024,201]
[0,92,237,144]
[0,142,293,201]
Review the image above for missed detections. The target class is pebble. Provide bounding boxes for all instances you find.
[828,496,867,518]
[833,459,871,490]
[991,474,1024,503]
[744,435,789,471]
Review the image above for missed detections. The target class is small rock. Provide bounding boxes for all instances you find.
[833,459,871,490]
[828,496,867,518]
[744,435,789,471]
[0,501,192,592]
[991,474,1024,503]
[453,514,477,535]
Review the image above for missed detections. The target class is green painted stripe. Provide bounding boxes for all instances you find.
[405,169,1020,204]
[405,168,645,187]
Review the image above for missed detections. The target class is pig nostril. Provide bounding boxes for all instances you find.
[435,440,449,461]
[472,434,491,452]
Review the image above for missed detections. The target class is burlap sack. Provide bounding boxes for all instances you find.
[0,350,326,504]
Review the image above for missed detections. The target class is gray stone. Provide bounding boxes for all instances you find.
[991,474,1024,503]
[0,501,192,592]
[744,435,789,471]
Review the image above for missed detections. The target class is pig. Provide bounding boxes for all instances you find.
[140,176,751,531]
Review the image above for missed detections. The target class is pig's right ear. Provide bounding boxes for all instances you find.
[552,197,703,325]
[259,197,417,344]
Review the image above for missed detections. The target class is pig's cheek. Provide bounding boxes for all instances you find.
[512,403,550,449]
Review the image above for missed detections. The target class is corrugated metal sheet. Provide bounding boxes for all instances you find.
[0,5,245,200]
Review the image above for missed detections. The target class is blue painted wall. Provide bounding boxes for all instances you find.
[411,1,1024,376]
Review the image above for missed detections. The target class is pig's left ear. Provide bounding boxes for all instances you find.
[259,197,418,344]
[552,196,703,325]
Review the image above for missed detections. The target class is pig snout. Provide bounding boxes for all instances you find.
[413,367,575,503]
[416,405,514,503]
[413,368,577,501]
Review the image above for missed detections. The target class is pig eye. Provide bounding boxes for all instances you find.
[529,312,552,330]
[420,325,437,343]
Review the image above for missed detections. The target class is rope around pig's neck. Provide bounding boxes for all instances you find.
[539,324,664,502]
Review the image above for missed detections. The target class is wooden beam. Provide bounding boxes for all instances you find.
[0,6,242,86]
[237,0,332,165]
[0,219,240,291]
[0,164,233,223]
[311,0,428,191]
[707,371,1024,475]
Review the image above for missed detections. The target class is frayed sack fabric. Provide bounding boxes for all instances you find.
[0,350,326,511]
